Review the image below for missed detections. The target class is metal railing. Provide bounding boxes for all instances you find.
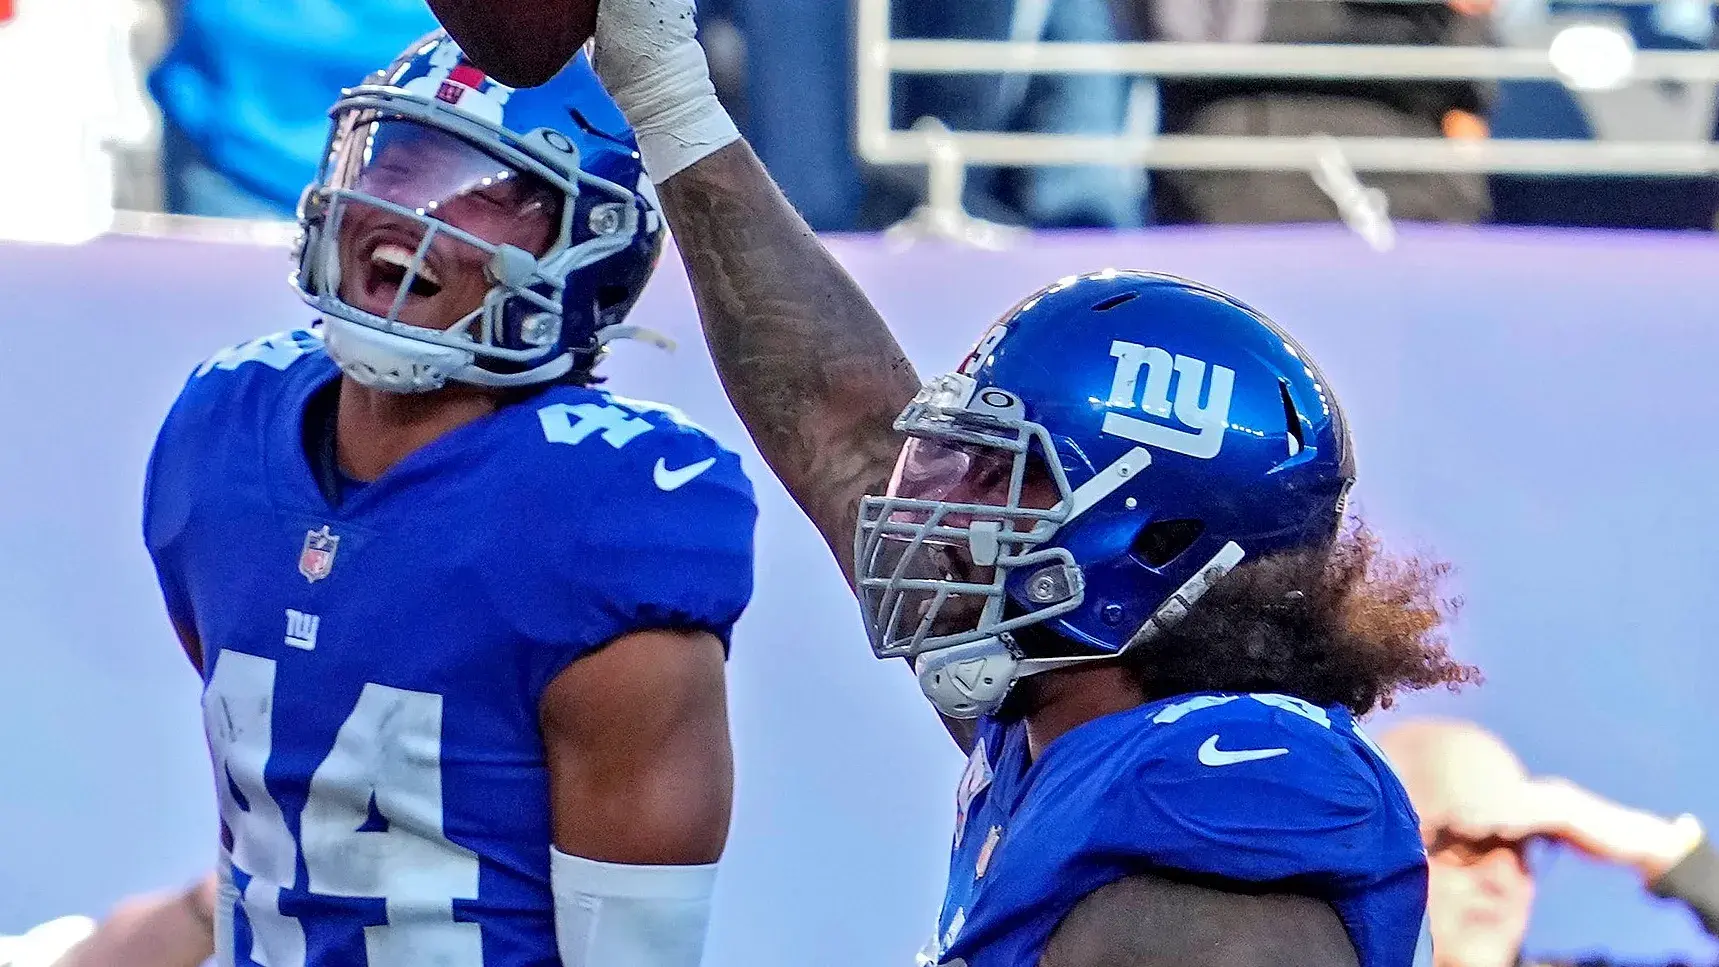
[855,0,1719,245]
[857,3,1719,176]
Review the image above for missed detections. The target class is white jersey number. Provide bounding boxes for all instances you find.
[204,650,481,967]
[537,402,652,449]
[195,331,320,377]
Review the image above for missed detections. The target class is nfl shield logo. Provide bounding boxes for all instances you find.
[298,526,340,583]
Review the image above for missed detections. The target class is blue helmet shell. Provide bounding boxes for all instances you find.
[969,270,1354,653]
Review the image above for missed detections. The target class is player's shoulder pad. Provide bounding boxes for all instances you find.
[190,328,326,383]
[171,328,329,416]
[489,385,757,677]
[1124,692,1382,803]
[157,328,329,452]
[516,384,756,524]
[148,329,327,553]
[1082,694,1389,874]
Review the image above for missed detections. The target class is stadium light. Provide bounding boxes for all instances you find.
[1548,22,1639,92]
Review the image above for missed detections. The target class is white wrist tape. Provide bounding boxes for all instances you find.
[593,0,741,181]
[550,848,718,967]
[618,43,740,183]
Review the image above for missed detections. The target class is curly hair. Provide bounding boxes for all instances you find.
[1118,519,1477,716]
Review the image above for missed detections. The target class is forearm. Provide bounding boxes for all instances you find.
[656,141,919,562]
[1522,782,1712,935]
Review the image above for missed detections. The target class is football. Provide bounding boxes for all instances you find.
[423,0,599,88]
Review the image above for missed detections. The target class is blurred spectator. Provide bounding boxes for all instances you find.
[0,875,213,967]
[1489,0,1719,230]
[0,0,154,242]
[1136,0,1496,225]
[697,0,749,132]
[50,874,215,967]
[875,0,1146,230]
[1009,0,1148,228]
[1380,719,1719,967]
[728,0,865,231]
[148,0,436,218]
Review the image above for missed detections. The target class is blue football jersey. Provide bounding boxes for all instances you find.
[928,692,1431,967]
[143,330,757,967]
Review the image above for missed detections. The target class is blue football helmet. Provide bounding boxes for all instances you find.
[293,31,664,392]
[855,271,1355,718]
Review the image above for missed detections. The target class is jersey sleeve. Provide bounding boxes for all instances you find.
[1051,699,1431,967]
[1088,704,1391,887]
[141,367,207,636]
[504,407,759,699]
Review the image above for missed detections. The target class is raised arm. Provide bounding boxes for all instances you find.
[658,143,919,573]
[590,0,920,575]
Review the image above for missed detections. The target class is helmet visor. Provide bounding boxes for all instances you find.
[857,426,1072,659]
[887,435,1060,528]
[328,111,563,251]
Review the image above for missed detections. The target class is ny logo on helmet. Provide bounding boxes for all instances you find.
[405,39,516,126]
[1101,340,1235,459]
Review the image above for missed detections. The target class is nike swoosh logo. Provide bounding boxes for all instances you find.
[1198,734,1289,767]
[654,456,717,492]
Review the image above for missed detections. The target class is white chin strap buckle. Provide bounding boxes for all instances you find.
[323,318,474,394]
[914,639,1020,720]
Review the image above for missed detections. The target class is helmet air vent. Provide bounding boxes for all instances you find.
[1132,518,1205,569]
[1279,378,1306,457]
[1091,291,1141,313]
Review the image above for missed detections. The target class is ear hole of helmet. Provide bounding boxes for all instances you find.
[1132,518,1206,569]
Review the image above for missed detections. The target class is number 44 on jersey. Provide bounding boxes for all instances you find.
[205,650,480,967]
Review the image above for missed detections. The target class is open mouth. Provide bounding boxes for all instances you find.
[364,242,444,303]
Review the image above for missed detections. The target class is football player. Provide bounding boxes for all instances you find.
[565,1,1475,964]
[143,33,756,967]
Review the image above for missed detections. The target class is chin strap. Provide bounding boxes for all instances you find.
[1118,541,1246,652]
[1015,541,1249,679]
[597,324,677,354]
[922,541,1248,718]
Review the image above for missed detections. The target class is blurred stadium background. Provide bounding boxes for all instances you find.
[2,1,1718,965]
